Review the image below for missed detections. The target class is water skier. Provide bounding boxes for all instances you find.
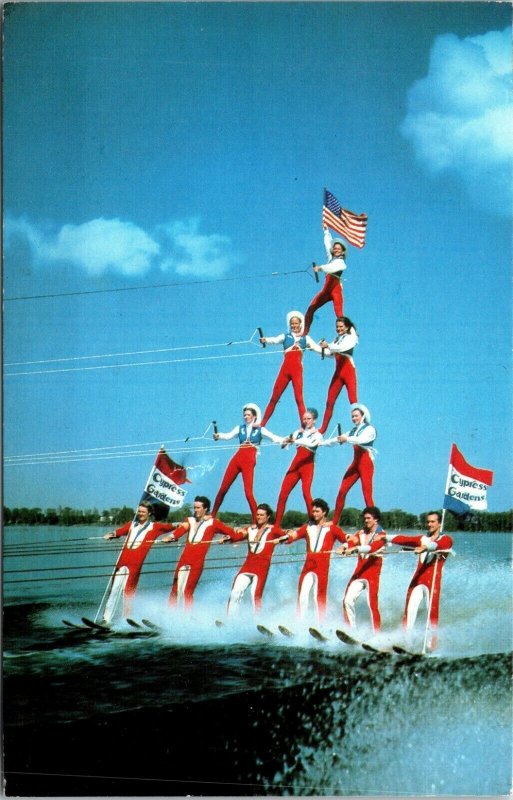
[303,225,347,334]
[284,498,347,619]
[274,408,326,526]
[259,310,318,427]
[212,403,284,521]
[102,500,176,623]
[316,315,358,434]
[386,511,454,651]
[162,495,239,608]
[338,506,386,633]
[325,403,377,524]
[226,503,286,614]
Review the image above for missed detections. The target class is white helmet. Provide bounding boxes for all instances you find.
[242,403,261,424]
[286,310,305,332]
[350,402,371,423]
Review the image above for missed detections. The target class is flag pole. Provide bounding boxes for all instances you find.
[440,445,453,534]
[420,445,451,650]
[94,448,164,624]
[422,554,440,655]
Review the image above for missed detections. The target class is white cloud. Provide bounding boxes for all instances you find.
[158,219,239,278]
[5,216,239,278]
[401,27,513,215]
[51,219,160,276]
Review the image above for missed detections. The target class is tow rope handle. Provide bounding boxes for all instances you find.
[258,327,266,348]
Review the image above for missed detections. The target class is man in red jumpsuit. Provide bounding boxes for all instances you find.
[226,503,286,614]
[102,500,175,623]
[162,495,238,608]
[338,506,386,633]
[387,511,453,651]
[285,498,347,619]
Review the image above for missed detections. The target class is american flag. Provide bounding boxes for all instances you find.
[322,189,368,248]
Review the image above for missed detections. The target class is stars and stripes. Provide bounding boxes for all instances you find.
[322,188,368,248]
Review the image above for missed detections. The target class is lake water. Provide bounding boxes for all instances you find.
[3,526,512,796]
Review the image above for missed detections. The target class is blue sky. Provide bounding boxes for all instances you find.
[4,2,512,516]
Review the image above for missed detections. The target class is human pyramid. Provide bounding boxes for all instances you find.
[212,220,375,529]
[100,196,453,650]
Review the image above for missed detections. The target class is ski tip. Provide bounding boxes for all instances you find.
[309,627,328,642]
[278,625,294,638]
[126,618,142,629]
[215,619,224,628]
[256,624,274,638]
[361,642,389,655]
[62,619,88,631]
[335,629,359,646]
[81,617,110,631]
[141,618,161,631]
[392,645,421,657]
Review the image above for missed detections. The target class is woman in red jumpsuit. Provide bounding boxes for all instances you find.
[274,408,326,526]
[316,316,358,434]
[212,403,283,521]
[303,226,347,334]
[259,310,318,427]
[326,403,377,525]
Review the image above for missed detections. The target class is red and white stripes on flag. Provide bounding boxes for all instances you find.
[322,188,368,248]
[141,448,190,513]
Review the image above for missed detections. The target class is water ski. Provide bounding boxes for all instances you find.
[257,624,274,638]
[62,619,91,632]
[126,618,143,629]
[361,642,389,655]
[309,627,328,642]
[278,625,294,638]
[336,629,360,646]
[141,618,161,631]
[336,629,389,654]
[81,617,111,632]
[392,644,422,657]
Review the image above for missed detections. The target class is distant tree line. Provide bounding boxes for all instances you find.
[3,505,512,532]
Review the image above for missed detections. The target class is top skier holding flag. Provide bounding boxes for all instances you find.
[304,189,367,334]
[304,224,347,335]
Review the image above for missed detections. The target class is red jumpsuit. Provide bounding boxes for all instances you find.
[288,521,347,619]
[390,533,453,648]
[343,528,386,632]
[304,229,346,334]
[318,330,358,434]
[275,428,324,526]
[227,523,284,613]
[261,323,317,427]
[331,422,377,524]
[212,423,283,520]
[102,519,174,623]
[169,516,237,608]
